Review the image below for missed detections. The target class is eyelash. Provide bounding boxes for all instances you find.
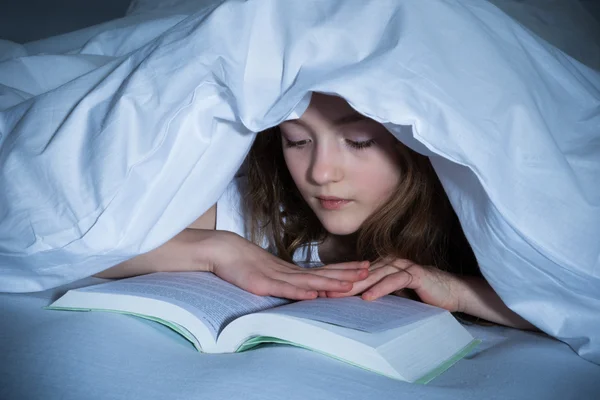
[346,139,376,150]
[284,139,309,148]
[284,139,376,150]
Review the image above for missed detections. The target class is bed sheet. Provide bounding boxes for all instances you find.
[0,278,598,400]
[1,0,599,372]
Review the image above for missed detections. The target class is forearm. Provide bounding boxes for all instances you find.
[457,276,538,331]
[94,229,217,279]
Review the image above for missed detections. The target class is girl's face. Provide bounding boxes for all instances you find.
[280,93,402,236]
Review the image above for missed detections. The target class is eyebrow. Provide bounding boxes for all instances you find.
[286,113,368,128]
[332,113,369,126]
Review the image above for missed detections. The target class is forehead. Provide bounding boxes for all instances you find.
[300,93,358,122]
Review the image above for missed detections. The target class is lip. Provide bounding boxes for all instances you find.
[316,196,352,210]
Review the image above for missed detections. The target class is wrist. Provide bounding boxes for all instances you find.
[186,229,236,274]
[450,274,476,314]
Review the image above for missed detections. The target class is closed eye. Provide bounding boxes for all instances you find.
[346,139,375,150]
[284,138,311,148]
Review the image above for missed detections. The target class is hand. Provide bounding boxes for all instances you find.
[199,231,370,300]
[324,258,464,312]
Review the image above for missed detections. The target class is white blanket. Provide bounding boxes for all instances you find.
[0,0,599,364]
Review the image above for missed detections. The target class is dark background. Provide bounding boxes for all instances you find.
[0,0,130,43]
[0,0,599,44]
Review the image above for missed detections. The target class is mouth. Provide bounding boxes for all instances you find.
[316,196,352,210]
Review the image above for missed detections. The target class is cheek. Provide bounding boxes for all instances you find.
[356,157,401,201]
[283,151,307,186]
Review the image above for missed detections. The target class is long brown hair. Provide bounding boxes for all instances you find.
[244,126,479,277]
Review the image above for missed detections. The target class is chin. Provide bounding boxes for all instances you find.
[320,219,361,236]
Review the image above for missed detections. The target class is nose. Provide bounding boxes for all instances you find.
[308,144,343,185]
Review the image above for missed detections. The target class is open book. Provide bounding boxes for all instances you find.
[48,272,478,383]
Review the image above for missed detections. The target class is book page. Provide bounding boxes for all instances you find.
[266,296,443,333]
[79,272,289,338]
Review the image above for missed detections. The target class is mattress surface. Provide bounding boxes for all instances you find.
[1,278,598,400]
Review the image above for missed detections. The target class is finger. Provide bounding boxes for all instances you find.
[265,279,320,300]
[362,271,413,301]
[273,272,355,293]
[296,267,369,282]
[243,275,316,299]
[388,258,417,271]
[318,291,328,298]
[368,258,413,273]
[282,260,369,273]
[320,261,370,270]
[325,265,399,298]
[262,260,365,292]
[397,263,425,291]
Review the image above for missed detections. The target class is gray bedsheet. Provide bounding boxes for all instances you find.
[1,278,598,400]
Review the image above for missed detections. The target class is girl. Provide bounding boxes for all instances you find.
[98,92,535,330]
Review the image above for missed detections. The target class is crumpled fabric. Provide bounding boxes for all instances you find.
[0,0,598,364]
